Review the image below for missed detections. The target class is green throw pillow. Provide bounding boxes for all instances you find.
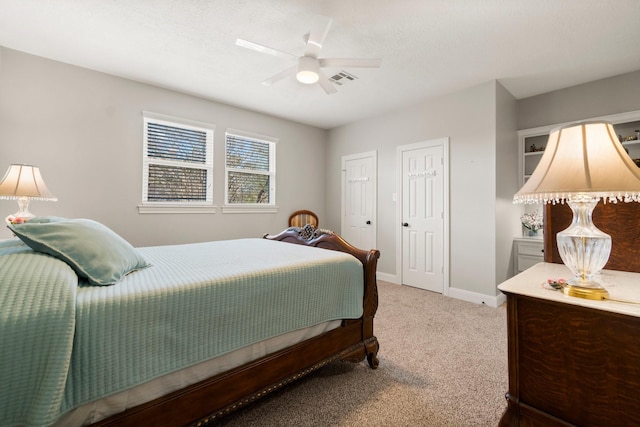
[9,218,150,286]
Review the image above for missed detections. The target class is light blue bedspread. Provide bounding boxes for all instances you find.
[1,238,363,427]
[0,239,78,427]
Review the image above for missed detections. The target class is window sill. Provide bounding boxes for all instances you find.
[222,205,278,214]
[137,204,217,214]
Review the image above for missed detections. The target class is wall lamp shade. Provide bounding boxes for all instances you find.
[0,164,57,223]
[296,56,320,84]
[514,121,640,300]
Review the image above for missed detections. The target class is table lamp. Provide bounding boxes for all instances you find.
[514,121,640,300]
[0,164,57,224]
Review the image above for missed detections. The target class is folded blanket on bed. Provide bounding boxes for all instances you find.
[61,238,364,417]
[0,239,78,427]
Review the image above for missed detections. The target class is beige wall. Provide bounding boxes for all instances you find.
[325,71,640,301]
[0,47,327,245]
[3,45,638,303]
[326,81,517,302]
[517,70,640,130]
[495,82,520,283]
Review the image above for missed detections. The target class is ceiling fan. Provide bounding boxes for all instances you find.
[235,16,382,94]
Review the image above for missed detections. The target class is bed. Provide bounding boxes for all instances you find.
[0,219,380,427]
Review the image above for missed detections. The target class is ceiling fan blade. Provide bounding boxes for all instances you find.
[236,38,297,61]
[319,58,382,68]
[317,69,337,95]
[261,66,296,86]
[304,16,332,58]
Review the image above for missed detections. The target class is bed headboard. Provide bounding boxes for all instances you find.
[543,202,640,273]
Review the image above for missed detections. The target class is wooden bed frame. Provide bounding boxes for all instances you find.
[91,226,380,427]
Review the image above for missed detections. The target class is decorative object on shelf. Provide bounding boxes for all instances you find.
[0,164,57,225]
[528,144,545,153]
[514,121,640,300]
[618,131,639,142]
[520,210,543,236]
[545,278,567,290]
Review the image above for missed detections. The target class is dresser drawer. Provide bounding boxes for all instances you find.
[517,255,542,272]
[513,238,545,274]
[517,241,544,257]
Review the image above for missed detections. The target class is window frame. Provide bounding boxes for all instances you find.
[223,128,278,214]
[138,111,216,214]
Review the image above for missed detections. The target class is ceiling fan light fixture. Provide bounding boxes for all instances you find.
[296,56,319,84]
[236,16,380,94]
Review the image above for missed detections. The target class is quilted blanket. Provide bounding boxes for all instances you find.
[1,237,363,427]
[0,239,78,427]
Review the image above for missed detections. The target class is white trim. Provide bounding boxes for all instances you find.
[518,109,640,138]
[517,110,640,189]
[137,204,217,214]
[224,130,277,206]
[448,287,506,308]
[141,111,215,208]
[143,111,217,130]
[396,138,450,296]
[376,273,506,307]
[226,128,279,144]
[221,204,279,214]
[376,272,399,284]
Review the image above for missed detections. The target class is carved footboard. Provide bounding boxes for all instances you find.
[265,226,381,369]
[91,227,380,427]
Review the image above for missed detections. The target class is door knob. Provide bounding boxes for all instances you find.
[366,220,371,225]
[403,223,409,227]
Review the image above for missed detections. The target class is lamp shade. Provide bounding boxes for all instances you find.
[0,164,57,201]
[514,121,640,204]
[513,121,640,300]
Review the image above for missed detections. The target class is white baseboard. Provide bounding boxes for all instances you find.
[447,287,506,308]
[376,272,506,307]
[376,272,399,284]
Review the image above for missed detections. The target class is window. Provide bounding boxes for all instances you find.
[140,112,215,213]
[224,129,277,212]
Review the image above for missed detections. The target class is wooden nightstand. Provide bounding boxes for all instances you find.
[498,263,640,426]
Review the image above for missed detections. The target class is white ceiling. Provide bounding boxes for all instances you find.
[1,0,639,129]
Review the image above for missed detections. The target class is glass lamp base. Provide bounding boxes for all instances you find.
[5,197,35,225]
[556,195,612,300]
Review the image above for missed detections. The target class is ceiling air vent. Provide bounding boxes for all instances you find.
[329,71,358,86]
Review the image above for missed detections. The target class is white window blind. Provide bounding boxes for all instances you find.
[225,129,276,206]
[141,112,214,211]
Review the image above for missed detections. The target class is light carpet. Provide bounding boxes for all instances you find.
[216,281,508,426]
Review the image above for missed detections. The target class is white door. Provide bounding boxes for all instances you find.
[402,143,445,293]
[342,151,377,250]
